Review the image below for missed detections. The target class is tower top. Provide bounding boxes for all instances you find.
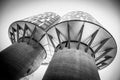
[8,11,117,70]
[46,11,117,70]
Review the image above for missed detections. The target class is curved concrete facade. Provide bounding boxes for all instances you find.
[0,42,46,80]
[43,48,100,80]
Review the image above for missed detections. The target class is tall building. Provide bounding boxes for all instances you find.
[0,12,60,80]
[0,11,117,80]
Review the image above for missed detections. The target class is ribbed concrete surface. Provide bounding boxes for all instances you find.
[0,42,45,80]
[43,48,100,80]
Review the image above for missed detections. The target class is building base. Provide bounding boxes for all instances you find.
[0,42,46,80]
[43,48,100,80]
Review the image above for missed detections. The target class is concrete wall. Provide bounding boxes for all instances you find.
[0,42,45,80]
[43,48,100,80]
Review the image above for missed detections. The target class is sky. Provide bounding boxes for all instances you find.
[0,0,120,80]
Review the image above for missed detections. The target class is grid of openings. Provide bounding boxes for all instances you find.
[60,11,101,25]
[23,12,60,30]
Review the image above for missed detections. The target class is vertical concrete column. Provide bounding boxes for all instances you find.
[43,48,100,80]
[0,42,46,80]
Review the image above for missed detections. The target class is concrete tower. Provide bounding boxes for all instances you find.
[42,11,117,80]
[0,12,60,80]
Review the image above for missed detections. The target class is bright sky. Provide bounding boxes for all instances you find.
[0,0,120,80]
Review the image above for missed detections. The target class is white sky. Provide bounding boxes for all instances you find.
[0,0,120,80]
